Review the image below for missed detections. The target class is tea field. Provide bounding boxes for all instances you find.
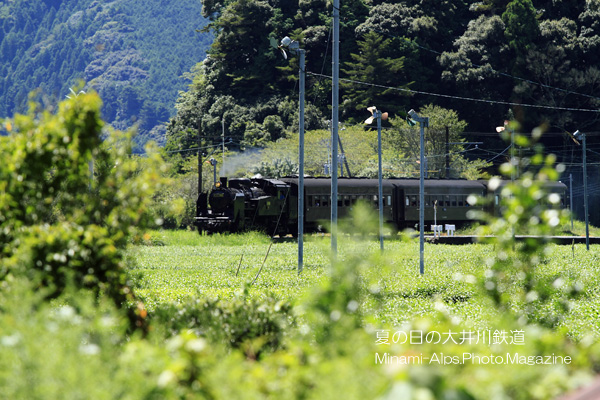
[131,230,600,339]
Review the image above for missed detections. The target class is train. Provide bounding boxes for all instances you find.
[194,176,568,235]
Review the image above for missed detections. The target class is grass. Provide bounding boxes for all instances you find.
[130,229,600,339]
[457,219,600,237]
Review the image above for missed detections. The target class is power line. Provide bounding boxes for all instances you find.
[367,28,600,104]
[307,71,600,114]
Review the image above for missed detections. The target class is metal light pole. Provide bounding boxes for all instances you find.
[221,118,226,168]
[377,110,384,252]
[331,0,340,259]
[277,36,306,273]
[408,109,428,275]
[570,173,573,231]
[573,130,590,250]
[510,127,515,182]
[366,107,388,252]
[209,158,218,185]
[298,47,305,273]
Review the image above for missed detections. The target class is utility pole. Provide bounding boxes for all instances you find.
[328,120,352,177]
[445,126,450,178]
[573,130,589,250]
[222,118,225,169]
[209,158,217,185]
[331,0,340,259]
[365,106,388,252]
[338,136,351,177]
[583,133,589,251]
[198,122,203,195]
[376,110,384,252]
[276,36,306,274]
[569,173,573,231]
[408,109,428,275]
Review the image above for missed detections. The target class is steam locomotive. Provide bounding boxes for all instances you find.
[194,176,567,235]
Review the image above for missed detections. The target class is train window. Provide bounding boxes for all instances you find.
[425,196,430,206]
[451,196,457,207]
[410,195,417,207]
[338,195,343,207]
[344,195,350,207]
[351,195,357,205]
[406,196,410,206]
[387,195,392,206]
[323,196,329,207]
[458,196,464,207]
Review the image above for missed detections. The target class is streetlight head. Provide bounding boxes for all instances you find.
[381,112,388,121]
[281,36,292,47]
[408,109,419,119]
[573,130,581,138]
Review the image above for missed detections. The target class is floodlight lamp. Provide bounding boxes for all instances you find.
[281,36,292,47]
[573,130,581,138]
[408,109,419,119]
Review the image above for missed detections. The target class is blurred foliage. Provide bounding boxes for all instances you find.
[152,288,294,357]
[0,92,169,326]
[472,122,577,327]
[2,204,600,398]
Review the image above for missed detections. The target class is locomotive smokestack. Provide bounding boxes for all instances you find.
[220,177,228,188]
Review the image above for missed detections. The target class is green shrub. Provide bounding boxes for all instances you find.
[0,92,169,325]
[152,288,294,357]
[473,124,576,327]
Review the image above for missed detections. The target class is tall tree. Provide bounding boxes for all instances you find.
[438,15,512,132]
[386,104,490,179]
[341,31,411,121]
[502,0,540,60]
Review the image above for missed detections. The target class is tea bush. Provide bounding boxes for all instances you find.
[152,287,295,356]
[472,124,578,328]
[2,98,600,400]
[0,93,169,324]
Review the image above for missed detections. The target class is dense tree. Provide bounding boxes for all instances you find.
[386,104,490,179]
[341,31,411,121]
[438,15,511,131]
[512,18,600,131]
[502,0,540,68]
[579,0,600,65]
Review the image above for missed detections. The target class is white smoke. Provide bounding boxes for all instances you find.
[220,148,265,177]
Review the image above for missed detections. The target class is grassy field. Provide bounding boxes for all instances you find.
[457,219,600,237]
[131,229,600,339]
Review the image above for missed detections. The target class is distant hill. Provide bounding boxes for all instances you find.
[0,0,212,150]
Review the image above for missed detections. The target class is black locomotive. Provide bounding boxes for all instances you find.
[195,176,567,235]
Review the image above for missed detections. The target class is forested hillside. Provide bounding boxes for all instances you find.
[167,0,600,154]
[0,0,211,150]
[163,0,600,224]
